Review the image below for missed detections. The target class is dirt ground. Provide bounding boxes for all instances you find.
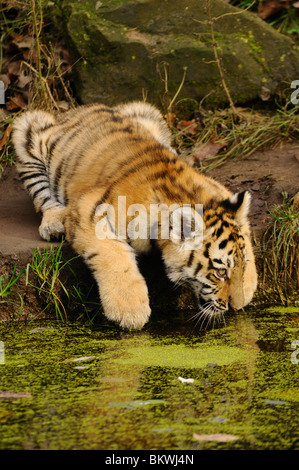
[209,141,299,236]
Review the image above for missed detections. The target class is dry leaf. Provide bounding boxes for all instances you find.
[22,48,38,63]
[258,0,291,19]
[178,376,194,383]
[164,113,176,126]
[0,124,12,151]
[0,409,14,422]
[0,74,11,90]
[12,34,34,49]
[176,119,199,135]
[192,139,227,162]
[6,92,26,110]
[259,86,271,101]
[17,71,31,89]
[57,100,71,111]
[7,60,22,77]
[193,433,239,442]
[293,192,299,208]
[61,356,96,363]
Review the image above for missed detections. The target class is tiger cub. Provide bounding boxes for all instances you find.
[12,101,257,329]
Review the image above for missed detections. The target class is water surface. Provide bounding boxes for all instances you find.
[0,307,298,450]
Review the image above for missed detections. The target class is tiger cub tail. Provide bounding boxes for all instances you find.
[12,110,58,213]
[115,101,174,151]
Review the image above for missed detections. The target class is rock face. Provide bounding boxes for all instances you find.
[61,0,299,108]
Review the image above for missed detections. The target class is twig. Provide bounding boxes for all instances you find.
[206,0,236,114]
[192,0,257,115]
[31,0,44,96]
[23,61,59,109]
[168,67,187,111]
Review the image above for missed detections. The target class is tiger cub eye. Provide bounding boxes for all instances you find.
[216,268,227,279]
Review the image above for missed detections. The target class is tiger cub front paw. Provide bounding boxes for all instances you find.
[100,278,151,330]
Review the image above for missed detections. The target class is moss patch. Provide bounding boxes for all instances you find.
[112,343,248,368]
[0,309,298,449]
[62,0,299,106]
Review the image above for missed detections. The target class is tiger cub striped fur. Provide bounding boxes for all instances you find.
[12,101,257,329]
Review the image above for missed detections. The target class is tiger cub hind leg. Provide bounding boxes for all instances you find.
[13,109,66,241]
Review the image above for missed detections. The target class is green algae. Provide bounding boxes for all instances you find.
[266,306,299,314]
[0,308,298,450]
[112,343,248,369]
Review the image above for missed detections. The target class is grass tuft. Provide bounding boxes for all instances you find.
[0,265,25,317]
[26,240,79,321]
[173,104,299,171]
[261,193,299,304]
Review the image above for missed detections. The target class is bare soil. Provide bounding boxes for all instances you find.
[209,141,299,236]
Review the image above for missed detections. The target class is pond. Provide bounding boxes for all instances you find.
[0,306,298,451]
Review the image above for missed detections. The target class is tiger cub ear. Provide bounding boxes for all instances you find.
[221,190,251,225]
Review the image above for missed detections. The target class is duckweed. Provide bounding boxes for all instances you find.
[0,307,298,450]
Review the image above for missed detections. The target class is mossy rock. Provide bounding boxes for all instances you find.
[61,0,299,107]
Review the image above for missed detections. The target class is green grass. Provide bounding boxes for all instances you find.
[0,241,101,322]
[69,283,102,323]
[231,0,299,41]
[0,265,25,316]
[269,7,299,37]
[25,241,101,323]
[26,240,79,321]
[173,104,299,171]
[262,193,299,304]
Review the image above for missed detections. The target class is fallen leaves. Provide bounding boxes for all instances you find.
[0,124,12,151]
[176,119,199,136]
[61,356,97,363]
[178,376,194,383]
[293,192,299,207]
[258,0,296,19]
[6,92,27,111]
[191,139,227,162]
[169,112,231,165]
[1,22,73,113]
[12,34,34,50]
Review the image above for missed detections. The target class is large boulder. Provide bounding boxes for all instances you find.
[61,0,299,107]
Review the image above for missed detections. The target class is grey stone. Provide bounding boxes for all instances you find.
[61,0,299,107]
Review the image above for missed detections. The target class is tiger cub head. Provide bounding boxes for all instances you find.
[160,191,257,324]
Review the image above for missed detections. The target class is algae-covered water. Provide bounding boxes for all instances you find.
[0,307,298,450]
